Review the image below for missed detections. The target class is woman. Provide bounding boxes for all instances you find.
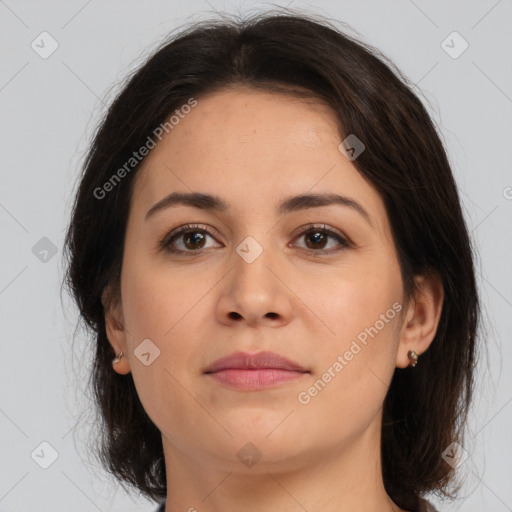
[64,10,479,512]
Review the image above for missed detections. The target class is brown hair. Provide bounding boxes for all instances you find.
[63,10,480,510]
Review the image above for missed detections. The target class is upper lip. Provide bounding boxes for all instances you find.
[204,351,308,373]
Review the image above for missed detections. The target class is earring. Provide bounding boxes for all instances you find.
[112,352,123,365]
[407,349,419,367]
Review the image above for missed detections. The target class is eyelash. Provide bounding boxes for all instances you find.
[158,223,351,257]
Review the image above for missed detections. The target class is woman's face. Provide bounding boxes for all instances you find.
[107,86,410,473]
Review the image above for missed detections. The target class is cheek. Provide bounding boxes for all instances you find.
[121,253,207,340]
[300,254,403,349]
[119,250,224,367]
[293,254,402,411]
[119,264,210,436]
[293,355,393,455]
[293,280,402,447]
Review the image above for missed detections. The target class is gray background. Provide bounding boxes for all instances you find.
[0,0,511,511]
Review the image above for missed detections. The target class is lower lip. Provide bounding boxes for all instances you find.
[206,369,307,390]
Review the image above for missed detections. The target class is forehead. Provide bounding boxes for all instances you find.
[136,86,342,180]
[129,87,387,232]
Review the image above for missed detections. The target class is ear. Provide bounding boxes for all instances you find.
[102,286,131,375]
[396,272,444,368]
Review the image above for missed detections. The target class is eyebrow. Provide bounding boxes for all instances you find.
[145,191,374,228]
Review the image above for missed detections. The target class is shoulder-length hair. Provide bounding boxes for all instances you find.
[64,10,480,510]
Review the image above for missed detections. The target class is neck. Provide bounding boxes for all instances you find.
[162,414,406,512]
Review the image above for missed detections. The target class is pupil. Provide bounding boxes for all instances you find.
[185,231,204,249]
[307,231,326,249]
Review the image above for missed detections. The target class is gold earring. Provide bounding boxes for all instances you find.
[407,349,419,367]
[112,352,123,365]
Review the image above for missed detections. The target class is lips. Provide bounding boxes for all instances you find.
[204,351,308,373]
[204,351,309,391]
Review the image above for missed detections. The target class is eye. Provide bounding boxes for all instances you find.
[159,224,221,255]
[159,223,350,256]
[292,224,350,254]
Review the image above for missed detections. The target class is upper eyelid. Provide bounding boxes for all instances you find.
[167,223,221,241]
[166,223,345,239]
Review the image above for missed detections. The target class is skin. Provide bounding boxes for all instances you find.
[104,86,444,512]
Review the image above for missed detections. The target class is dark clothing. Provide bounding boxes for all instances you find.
[155,497,439,511]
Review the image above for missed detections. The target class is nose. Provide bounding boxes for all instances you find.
[215,240,294,328]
